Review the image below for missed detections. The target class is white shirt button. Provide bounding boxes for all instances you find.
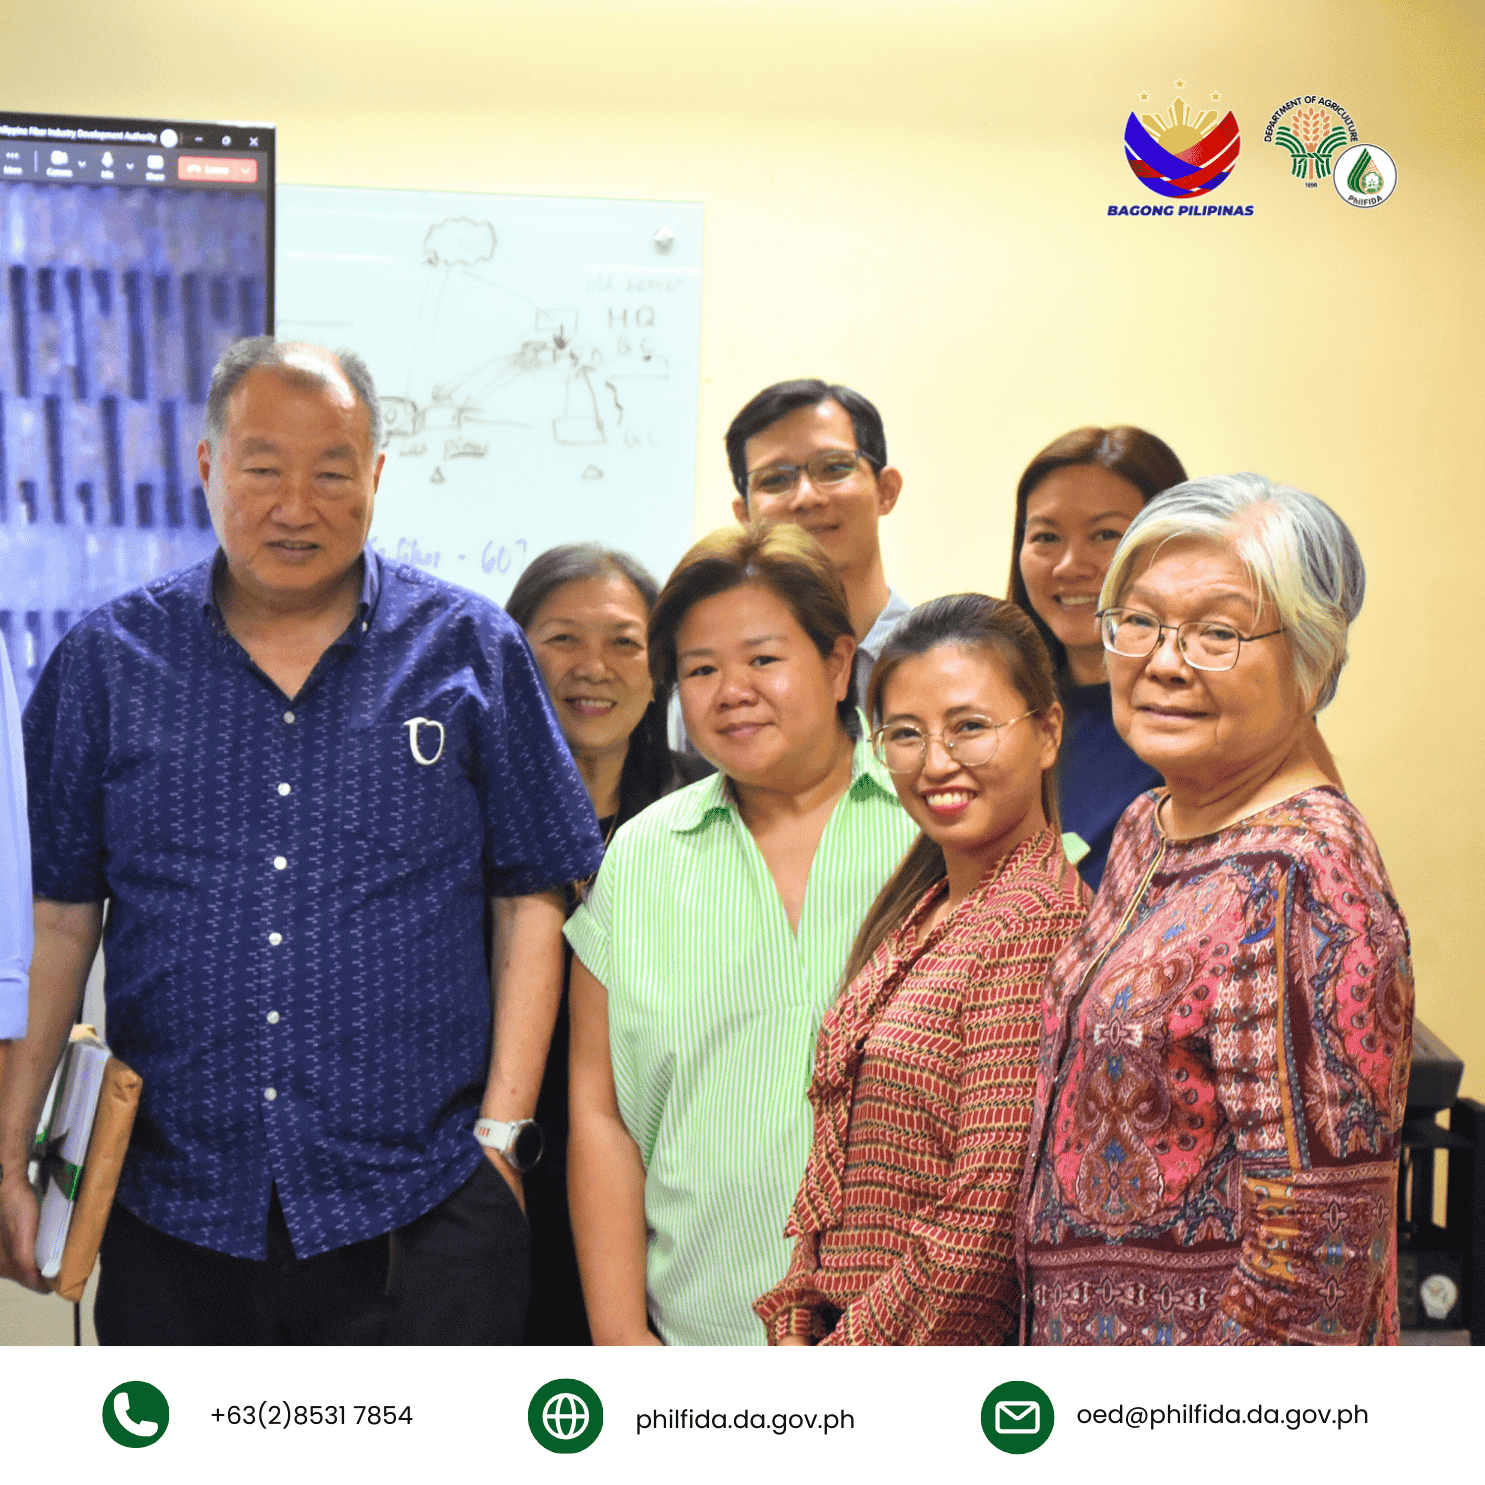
[268,932,283,946]
[264,1087,277,1102]
[283,711,295,724]
[277,783,291,797]
[361,621,368,632]
[266,1010,280,1025]
[273,856,287,871]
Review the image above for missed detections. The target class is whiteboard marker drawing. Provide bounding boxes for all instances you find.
[274,184,702,610]
[381,217,676,457]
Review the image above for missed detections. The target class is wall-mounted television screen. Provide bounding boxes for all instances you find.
[0,109,274,704]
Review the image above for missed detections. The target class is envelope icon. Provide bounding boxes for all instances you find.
[994,1400,1040,1434]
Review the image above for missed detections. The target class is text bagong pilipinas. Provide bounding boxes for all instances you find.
[1107,204,1256,216]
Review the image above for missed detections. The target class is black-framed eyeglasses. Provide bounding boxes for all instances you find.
[871,712,1034,774]
[744,449,880,499]
[1098,607,1283,673]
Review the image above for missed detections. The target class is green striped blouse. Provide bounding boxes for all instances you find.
[565,737,918,1346]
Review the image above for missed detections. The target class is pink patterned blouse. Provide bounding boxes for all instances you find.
[756,828,1090,1345]
[1018,787,1414,1345]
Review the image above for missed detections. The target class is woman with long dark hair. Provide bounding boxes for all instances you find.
[506,543,706,1344]
[1006,426,1186,890]
[754,595,1089,1345]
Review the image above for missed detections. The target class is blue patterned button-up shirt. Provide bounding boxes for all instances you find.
[23,550,603,1259]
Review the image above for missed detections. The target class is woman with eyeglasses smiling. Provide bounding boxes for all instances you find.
[754,594,1089,1345]
[1018,474,1413,1346]
[1009,430,1346,894]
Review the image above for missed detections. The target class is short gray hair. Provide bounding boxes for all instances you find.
[202,336,383,453]
[1100,472,1365,710]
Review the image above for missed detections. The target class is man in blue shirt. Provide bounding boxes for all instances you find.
[0,340,603,1343]
[0,643,31,1043]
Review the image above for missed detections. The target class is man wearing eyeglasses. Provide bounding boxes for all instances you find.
[724,379,909,708]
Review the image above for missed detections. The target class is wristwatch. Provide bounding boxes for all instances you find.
[473,1117,545,1173]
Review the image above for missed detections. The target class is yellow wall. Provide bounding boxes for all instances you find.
[5,0,1482,1094]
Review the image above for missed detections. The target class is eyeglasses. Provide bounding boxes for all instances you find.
[1098,607,1283,672]
[871,712,1034,774]
[744,449,879,499]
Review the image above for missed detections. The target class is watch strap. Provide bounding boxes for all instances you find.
[473,1116,545,1173]
[473,1117,523,1153]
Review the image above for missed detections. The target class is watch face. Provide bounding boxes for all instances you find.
[512,1121,545,1172]
[1420,1273,1459,1321]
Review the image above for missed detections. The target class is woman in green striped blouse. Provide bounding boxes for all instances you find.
[565,524,918,1345]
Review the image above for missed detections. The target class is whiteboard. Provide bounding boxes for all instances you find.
[276,185,703,604]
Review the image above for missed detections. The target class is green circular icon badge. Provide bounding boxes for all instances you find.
[102,1381,170,1448]
[528,1378,603,1454]
[981,1380,1054,1454]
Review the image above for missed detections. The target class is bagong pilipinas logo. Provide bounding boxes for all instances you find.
[1124,83,1240,198]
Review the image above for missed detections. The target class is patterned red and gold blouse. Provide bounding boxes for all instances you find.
[755,828,1090,1346]
[1018,787,1413,1346]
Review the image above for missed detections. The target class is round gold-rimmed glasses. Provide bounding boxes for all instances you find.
[871,712,1034,774]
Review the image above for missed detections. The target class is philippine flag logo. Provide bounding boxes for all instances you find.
[1125,90,1240,198]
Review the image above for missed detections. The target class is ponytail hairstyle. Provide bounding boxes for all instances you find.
[839,594,1061,988]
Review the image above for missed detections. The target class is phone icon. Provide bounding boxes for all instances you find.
[114,1393,158,1437]
[102,1382,170,1448]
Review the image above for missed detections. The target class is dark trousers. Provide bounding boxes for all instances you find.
[95,1159,529,1346]
[522,1157,591,1345]
[383,1157,529,1345]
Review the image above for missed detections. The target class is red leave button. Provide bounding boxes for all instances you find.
[176,155,258,184]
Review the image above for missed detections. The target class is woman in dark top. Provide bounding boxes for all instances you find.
[1007,427,1185,890]
[506,543,706,1343]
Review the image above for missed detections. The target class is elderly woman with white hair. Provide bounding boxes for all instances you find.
[1018,473,1413,1346]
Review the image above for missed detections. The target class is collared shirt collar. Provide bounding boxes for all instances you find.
[853,586,911,723]
[858,587,912,670]
[197,547,383,642]
[667,732,895,835]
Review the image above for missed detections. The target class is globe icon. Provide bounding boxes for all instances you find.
[542,1393,590,1441]
[529,1378,602,1454]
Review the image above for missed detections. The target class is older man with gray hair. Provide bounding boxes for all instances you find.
[0,338,602,1343]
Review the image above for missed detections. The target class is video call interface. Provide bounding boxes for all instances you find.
[0,110,275,707]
